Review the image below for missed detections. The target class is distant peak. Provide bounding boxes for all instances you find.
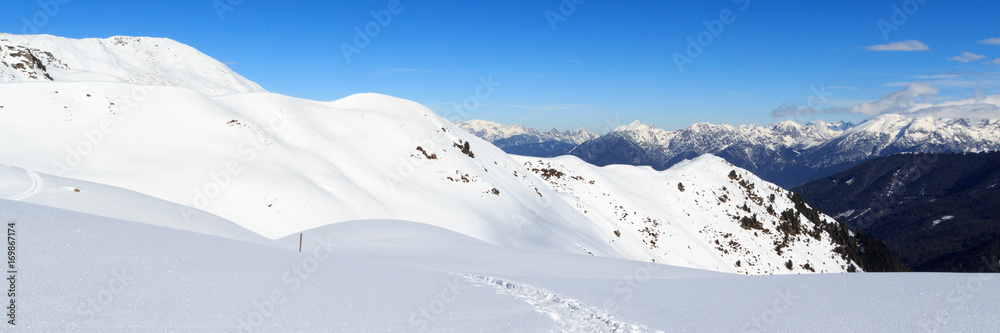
[615,120,651,132]
[776,119,801,127]
[688,122,730,132]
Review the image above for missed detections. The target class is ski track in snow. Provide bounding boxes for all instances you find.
[458,274,661,333]
[7,169,43,201]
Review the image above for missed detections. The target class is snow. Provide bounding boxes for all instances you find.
[931,215,955,227]
[838,114,1000,160]
[4,198,999,332]
[0,34,264,95]
[835,209,856,219]
[517,154,858,275]
[0,81,637,259]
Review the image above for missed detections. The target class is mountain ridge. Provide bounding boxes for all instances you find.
[0,33,264,95]
[463,115,1000,188]
[456,119,598,157]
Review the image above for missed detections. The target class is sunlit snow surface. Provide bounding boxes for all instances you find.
[3,199,999,332]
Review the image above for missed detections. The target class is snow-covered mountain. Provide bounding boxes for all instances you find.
[0,34,866,275]
[465,113,1000,189]
[567,115,1000,188]
[0,33,264,95]
[457,119,597,157]
[457,119,597,145]
[810,114,1000,168]
[0,81,626,257]
[0,79,858,275]
[519,154,862,274]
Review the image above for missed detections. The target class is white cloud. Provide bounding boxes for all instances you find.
[987,58,1000,65]
[844,82,938,115]
[865,40,930,52]
[913,74,959,79]
[884,80,997,88]
[979,37,1000,45]
[904,93,1000,119]
[948,52,986,63]
[771,83,939,117]
[906,103,1000,120]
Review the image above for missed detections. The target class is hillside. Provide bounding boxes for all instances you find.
[795,152,1000,272]
[519,154,903,274]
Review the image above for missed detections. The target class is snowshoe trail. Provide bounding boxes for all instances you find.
[7,169,43,201]
[458,274,661,333]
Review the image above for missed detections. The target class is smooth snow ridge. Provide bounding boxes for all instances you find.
[0,33,264,95]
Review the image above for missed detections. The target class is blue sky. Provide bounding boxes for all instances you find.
[4,0,1000,132]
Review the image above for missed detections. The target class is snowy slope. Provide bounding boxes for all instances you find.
[4,199,999,332]
[0,33,264,95]
[517,154,860,274]
[0,81,629,259]
[0,163,267,242]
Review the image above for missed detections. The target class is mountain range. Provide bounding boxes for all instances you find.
[456,119,597,157]
[462,115,1000,188]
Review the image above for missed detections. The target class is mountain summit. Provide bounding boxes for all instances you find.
[0,33,264,95]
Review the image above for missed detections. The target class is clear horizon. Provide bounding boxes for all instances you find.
[3,0,1000,132]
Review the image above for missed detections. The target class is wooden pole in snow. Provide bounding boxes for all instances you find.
[299,233,303,252]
